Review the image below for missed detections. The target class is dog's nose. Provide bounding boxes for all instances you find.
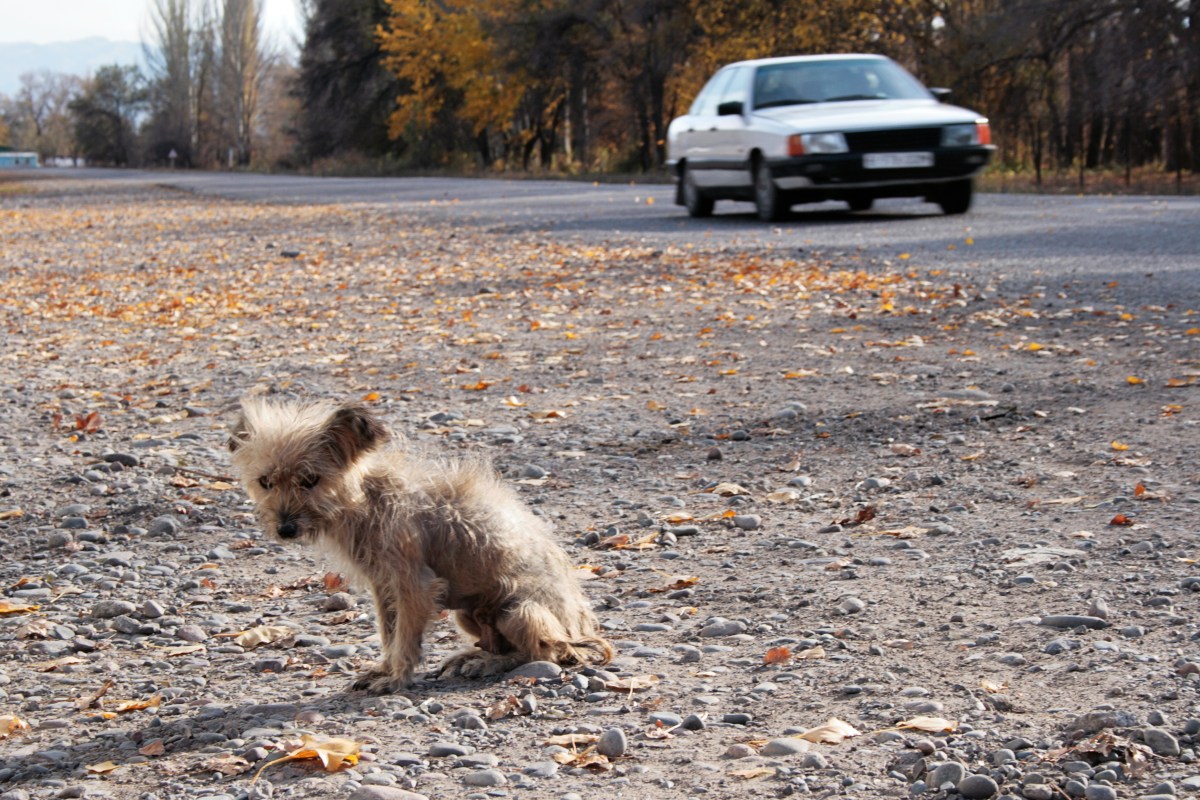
[277,520,300,539]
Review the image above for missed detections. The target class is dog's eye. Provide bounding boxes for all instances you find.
[257,476,274,490]
[299,474,321,490]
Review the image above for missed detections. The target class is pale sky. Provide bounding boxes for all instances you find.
[0,0,304,46]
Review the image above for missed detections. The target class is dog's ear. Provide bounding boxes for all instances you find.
[323,405,388,467]
[228,410,249,453]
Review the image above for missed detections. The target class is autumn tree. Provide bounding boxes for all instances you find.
[144,0,196,165]
[6,71,80,161]
[296,0,401,161]
[218,0,272,166]
[69,65,148,166]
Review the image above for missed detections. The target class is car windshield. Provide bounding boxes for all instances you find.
[752,58,931,110]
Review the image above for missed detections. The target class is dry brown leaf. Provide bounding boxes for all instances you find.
[766,488,802,503]
[889,443,921,456]
[545,733,600,748]
[197,753,253,776]
[164,644,207,657]
[252,735,360,784]
[834,506,877,527]
[0,509,23,521]
[795,717,862,744]
[138,739,166,757]
[486,695,524,720]
[897,716,958,733]
[14,618,55,638]
[980,679,1006,693]
[0,600,39,614]
[234,625,293,649]
[0,715,29,739]
[707,482,750,497]
[323,572,349,592]
[764,646,792,665]
[605,675,660,692]
[85,761,120,774]
[31,655,83,672]
[109,695,162,714]
[795,645,826,660]
[76,679,114,711]
[730,767,776,780]
[646,575,698,593]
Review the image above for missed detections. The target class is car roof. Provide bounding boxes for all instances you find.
[720,53,891,70]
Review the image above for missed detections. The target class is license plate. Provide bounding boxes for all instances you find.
[863,152,934,169]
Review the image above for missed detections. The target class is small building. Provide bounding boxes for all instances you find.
[0,151,40,168]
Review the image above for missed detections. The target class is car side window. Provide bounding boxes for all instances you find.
[718,67,750,111]
[691,68,736,117]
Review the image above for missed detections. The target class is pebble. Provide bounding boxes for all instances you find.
[761,738,809,756]
[1021,785,1055,800]
[506,661,562,680]
[1143,727,1181,756]
[347,789,429,800]
[958,774,1000,799]
[731,514,762,530]
[929,761,967,788]
[596,728,627,758]
[176,624,208,642]
[91,600,136,619]
[699,618,747,637]
[324,592,357,611]
[724,744,756,759]
[428,742,473,757]
[1039,614,1108,630]
[1083,785,1117,800]
[462,769,506,787]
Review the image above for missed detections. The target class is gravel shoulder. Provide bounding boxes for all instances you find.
[1,177,1198,800]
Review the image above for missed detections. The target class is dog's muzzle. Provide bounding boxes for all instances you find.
[277,513,301,540]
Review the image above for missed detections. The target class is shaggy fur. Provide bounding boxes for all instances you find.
[228,398,612,694]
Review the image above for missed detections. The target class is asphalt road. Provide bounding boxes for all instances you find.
[63,169,1200,307]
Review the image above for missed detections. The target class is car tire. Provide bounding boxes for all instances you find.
[847,196,874,212]
[753,158,786,222]
[682,166,714,218]
[935,179,973,215]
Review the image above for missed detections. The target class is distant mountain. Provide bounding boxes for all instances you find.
[0,37,145,97]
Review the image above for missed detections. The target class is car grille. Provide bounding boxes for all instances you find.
[845,128,942,152]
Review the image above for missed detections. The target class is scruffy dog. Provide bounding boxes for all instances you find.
[228,398,612,694]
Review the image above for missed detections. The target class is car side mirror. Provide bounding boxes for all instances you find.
[717,100,744,116]
[930,88,952,102]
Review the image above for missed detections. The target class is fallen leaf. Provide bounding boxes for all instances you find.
[980,679,1006,693]
[0,600,39,614]
[834,506,876,527]
[646,575,698,593]
[545,733,600,748]
[766,488,802,503]
[198,753,253,776]
[730,767,776,779]
[76,411,102,433]
[707,482,750,497]
[139,739,166,757]
[109,695,162,714]
[897,716,959,733]
[234,625,293,649]
[1126,376,1144,385]
[1111,440,1130,451]
[0,509,23,521]
[795,645,826,660]
[14,618,55,639]
[764,646,792,664]
[31,656,83,672]
[85,761,120,774]
[323,572,348,592]
[76,679,114,711]
[164,644,207,657]
[1109,514,1135,527]
[795,717,862,744]
[605,675,660,692]
[253,735,360,783]
[0,715,29,739]
[889,443,921,456]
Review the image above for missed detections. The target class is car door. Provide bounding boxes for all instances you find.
[709,66,754,189]
[683,67,736,188]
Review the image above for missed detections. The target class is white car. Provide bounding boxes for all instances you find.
[666,54,995,221]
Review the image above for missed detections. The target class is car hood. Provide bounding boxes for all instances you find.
[754,99,982,131]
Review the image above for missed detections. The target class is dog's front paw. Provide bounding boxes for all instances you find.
[438,650,522,680]
[349,668,410,695]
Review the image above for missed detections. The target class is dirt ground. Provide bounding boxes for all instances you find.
[1,178,1198,800]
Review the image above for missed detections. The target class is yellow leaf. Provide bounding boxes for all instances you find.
[253,735,360,784]
[707,482,750,497]
[164,644,207,657]
[0,715,29,739]
[795,717,862,744]
[0,509,23,521]
[897,716,958,733]
[1126,376,1144,385]
[234,625,293,649]
[604,675,660,692]
[30,656,83,672]
[980,679,1006,693]
[0,600,38,614]
[731,767,776,779]
[362,391,381,402]
[1111,440,1130,451]
[86,761,121,774]
[545,733,600,747]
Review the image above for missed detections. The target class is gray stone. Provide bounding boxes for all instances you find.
[1068,710,1138,735]
[176,624,208,642]
[506,661,562,681]
[681,713,706,731]
[596,728,627,758]
[1021,785,1055,800]
[428,742,472,757]
[699,618,747,637]
[959,774,1000,799]
[522,762,558,778]
[141,600,166,619]
[462,769,506,787]
[1039,615,1109,630]
[760,738,809,756]
[929,762,967,789]
[147,515,183,536]
[1143,727,1181,757]
[1083,785,1117,800]
[348,788,429,800]
[838,597,866,615]
[324,592,357,611]
[732,515,762,531]
[91,600,136,619]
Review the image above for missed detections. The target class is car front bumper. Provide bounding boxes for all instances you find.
[769,146,994,190]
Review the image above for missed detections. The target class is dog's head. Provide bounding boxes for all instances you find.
[228,399,388,542]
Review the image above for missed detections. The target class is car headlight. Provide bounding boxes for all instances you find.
[943,121,991,147]
[788,132,848,156]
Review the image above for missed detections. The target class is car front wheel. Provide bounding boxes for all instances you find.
[753,159,786,222]
[682,166,714,218]
[934,179,973,215]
